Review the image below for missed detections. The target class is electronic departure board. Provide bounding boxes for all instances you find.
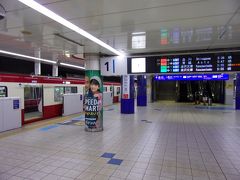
[128,52,240,74]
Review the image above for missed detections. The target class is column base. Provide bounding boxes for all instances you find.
[121,98,134,114]
[236,99,240,110]
[85,127,103,132]
[137,95,147,106]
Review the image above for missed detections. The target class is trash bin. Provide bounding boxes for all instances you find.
[208,98,212,106]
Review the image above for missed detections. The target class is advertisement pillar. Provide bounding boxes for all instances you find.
[85,55,103,131]
[137,75,147,106]
[121,75,135,114]
[235,73,240,110]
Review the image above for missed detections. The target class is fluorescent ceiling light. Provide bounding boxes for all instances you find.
[0,49,56,64]
[132,32,146,35]
[60,62,85,70]
[18,0,124,56]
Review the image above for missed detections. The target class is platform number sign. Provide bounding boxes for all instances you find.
[104,59,115,73]
[100,56,127,76]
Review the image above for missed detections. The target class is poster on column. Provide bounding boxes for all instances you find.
[85,70,103,131]
[122,75,130,99]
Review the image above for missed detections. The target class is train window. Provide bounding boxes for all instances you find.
[54,86,78,102]
[117,87,120,95]
[65,86,77,94]
[24,86,42,100]
[0,86,8,97]
[54,87,64,102]
[71,87,77,93]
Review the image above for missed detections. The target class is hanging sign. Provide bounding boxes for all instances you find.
[100,56,127,76]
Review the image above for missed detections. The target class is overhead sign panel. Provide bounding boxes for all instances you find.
[100,56,127,76]
[128,52,240,74]
[154,74,229,81]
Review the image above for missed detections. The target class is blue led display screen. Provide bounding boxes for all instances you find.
[154,74,229,81]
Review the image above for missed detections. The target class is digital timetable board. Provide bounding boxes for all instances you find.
[128,52,240,74]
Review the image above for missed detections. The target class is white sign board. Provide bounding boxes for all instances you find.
[131,58,146,73]
[100,56,127,76]
[122,75,130,99]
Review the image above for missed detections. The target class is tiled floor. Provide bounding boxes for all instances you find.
[1,101,240,180]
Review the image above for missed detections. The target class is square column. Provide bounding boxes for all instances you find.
[34,48,41,75]
[121,75,135,114]
[137,75,147,106]
[236,73,240,110]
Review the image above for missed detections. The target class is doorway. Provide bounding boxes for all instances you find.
[24,85,43,121]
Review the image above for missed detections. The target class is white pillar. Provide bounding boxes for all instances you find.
[52,53,58,77]
[34,48,41,75]
[52,65,58,77]
[225,74,234,105]
[85,55,100,70]
[147,75,152,103]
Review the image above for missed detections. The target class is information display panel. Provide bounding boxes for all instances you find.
[154,74,229,81]
[128,52,240,74]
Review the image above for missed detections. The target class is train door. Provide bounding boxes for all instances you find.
[24,85,43,121]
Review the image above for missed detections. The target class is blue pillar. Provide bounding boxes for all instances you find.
[121,75,135,114]
[137,75,147,106]
[236,73,240,110]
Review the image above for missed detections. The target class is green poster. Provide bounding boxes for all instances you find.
[85,70,103,131]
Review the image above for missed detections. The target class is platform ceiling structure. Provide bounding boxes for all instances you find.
[0,0,239,67]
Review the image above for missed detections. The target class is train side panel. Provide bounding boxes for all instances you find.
[42,84,62,119]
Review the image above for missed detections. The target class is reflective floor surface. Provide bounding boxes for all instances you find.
[0,102,240,180]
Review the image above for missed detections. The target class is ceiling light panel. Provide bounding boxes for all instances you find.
[18,0,124,56]
[0,49,56,64]
[60,62,85,69]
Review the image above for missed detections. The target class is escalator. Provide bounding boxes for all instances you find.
[177,80,225,103]
[176,81,193,102]
[153,77,226,104]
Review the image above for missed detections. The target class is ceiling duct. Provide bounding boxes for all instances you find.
[0,4,6,20]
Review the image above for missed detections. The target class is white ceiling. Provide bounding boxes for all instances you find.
[0,0,239,66]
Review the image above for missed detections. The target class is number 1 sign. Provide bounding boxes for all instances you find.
[100,56,127,76]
